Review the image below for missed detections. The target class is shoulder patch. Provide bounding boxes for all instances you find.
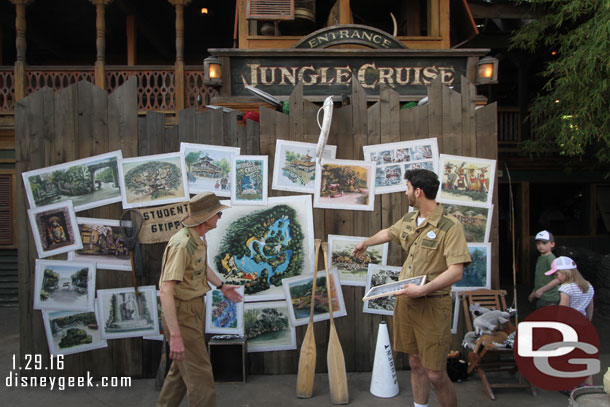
[437,215,457,232]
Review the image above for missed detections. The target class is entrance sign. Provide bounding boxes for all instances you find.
[294,25,407,49]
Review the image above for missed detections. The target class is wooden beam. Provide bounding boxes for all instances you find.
[126,14,136,65]
[469,3,535,20]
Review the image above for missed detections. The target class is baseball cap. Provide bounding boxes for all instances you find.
[535,230,554,242]
[545,256,577,275]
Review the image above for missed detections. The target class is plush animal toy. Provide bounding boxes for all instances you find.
[478,331,509,351]
[472,310,510,335]
[469,303,491,318]
[462,331,478,351]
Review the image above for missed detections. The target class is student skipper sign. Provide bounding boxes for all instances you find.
[136,202,188,244]
[209,48,488,98]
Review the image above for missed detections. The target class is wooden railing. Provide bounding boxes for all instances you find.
[0,66,218,112]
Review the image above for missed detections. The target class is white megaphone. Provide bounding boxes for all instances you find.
[370,321,399,398]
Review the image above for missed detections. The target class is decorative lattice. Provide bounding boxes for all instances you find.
[185,70,218,109]
[106,69,175,110]
[0,70,15,112]
[26,69,95,95]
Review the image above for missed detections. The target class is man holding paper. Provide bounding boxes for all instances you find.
[353,169,470,407]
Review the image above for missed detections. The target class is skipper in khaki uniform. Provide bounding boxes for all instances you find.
[157,192,242,407]
[353,169,470,407]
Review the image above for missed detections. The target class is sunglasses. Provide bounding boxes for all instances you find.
[216,211,223,218]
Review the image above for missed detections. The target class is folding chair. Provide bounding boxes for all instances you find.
[460,289,536,400]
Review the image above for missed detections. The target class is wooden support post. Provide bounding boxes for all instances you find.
[126,15,136,66]
[169,0,191,112]
[91,0,112,90]
[519,181,531,285]
[339,0,353,25]
[10,0,32,102]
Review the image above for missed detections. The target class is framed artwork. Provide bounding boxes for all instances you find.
[327,234,388,286]
[231,155,268,205]
[272,139,337,193]
[451,293,460,334]
[440,202,493,243]
[28,201,83,258]
[452,243,491,291]
[362,264,401,316]
[180,142,240,197]
[42,310,107,356]
[34,259,96,312]
[314,159,375,211]
[118,152,189,209]
[67,217,132,271]
[438,154,496,208]
[362,275,426,301]
[143,290,163,341]
[363,138,439,195]
[244,301,296,353]
[22,150,123,212]
[205,286,245,335]
[96,285,159,339]
[281,268,346,327]
[207,195,315,302]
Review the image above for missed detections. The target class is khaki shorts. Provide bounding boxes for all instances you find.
[393,295,452,371]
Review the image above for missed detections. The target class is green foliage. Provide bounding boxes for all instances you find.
[125,161,182,198]
[244,308,288,339]
[95,167,115,182]
[71,268,89,289]
[511,0,610,163]
[42,268,59,293]
[185,152,200,171]
[218,158,231,176]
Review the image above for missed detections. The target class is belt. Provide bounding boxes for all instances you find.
[412,292,450,299]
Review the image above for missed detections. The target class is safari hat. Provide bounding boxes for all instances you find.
[181,192,229,227]
[545,256,577,275]
[535,230,554,242]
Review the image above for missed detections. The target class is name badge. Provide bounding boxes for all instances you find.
[426,231,437,239]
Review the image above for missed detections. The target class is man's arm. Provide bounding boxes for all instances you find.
[207,265,243,303]
[397,263,464,298]
[352,229,392,258]
[159,280,184,361]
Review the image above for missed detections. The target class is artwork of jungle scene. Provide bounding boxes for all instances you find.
[440,202,493,243]
[438,154,496,208]
[452,243,491,291]
[28,201,83,258]
[362,264,401,316]
[42,310,108,356]
[205,286,245,335]
[244,301,296,352]
[119,153,188,209]
[68,218,131,271]
[314,159,375,211]
[363,139,439,195]
[281,269,346,327]
[207,196,315,301]
[96,286,159,339]
[181,142,240,197]
[22,150,123,212]
[34,259,96,312]
[272,140,337,193]
[143,291,163,341]
[328,234,388,286]
[231,155,268,205]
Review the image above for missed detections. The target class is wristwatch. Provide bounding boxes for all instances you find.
[217,282,224,290]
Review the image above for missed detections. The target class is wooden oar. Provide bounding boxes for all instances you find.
[321,242,349,404]
[296,238,321,398]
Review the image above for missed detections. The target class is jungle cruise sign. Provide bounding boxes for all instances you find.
[210,48,488,98]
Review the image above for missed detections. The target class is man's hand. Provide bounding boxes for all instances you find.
[222,285,243,302]
[396,283,426,298]
[169,334,185,361]
[528,292,535,302]
[352,241,368,259]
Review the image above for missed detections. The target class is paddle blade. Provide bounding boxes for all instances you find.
[296,325,316,398]
[327,327,349,404]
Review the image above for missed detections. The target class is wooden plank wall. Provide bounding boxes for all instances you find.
[17,76,498,377]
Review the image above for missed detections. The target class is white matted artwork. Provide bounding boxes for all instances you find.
[438,154,496,208]
[67,217,132,271]
[244,300,296,353]
[118,152,189,209]
[42,310,108,356]
[281,268,346,327]
[28,201,83,258]
[439,202,493,243]
[231,155,268,205]
[180,142,240,197]
[362,264,401,316]
[363,138,439,195]
[207,195,315,302]
[314,159,376,211]
[34,259,96,312]
[22,150,123,212]
[205,286,245,335]
[272,139,337,193]
[362,275,426,301]
[452,243,491,291]
[451,292,460,334]
[143,290,164,341]
[328,234,388,286]
[96,285,159,339]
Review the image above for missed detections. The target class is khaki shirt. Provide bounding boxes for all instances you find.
[388,204,471,294]
[159,227,210,301]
